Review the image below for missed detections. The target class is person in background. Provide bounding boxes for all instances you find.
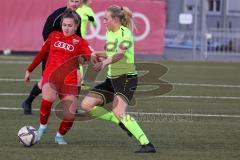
[76,0,97,39]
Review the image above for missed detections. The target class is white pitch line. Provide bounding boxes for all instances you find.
[0,55,32,60]
[0,93,240,100]
[0,60,238,70]
[167,65,238,70]
[0,107,240,118]
[151,95,240,100]
[0,61,31,64]
[0,93,29,96]
[172,82,240,88]
[0,78,40,82]
[0,78,240,89]
[128,112,240,118]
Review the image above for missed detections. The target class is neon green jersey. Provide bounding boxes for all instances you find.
[106,25,137,77]
[76,4,96,38]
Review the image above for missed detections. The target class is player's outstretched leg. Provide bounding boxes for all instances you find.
[120,114,156,153]
[87,106,133,137]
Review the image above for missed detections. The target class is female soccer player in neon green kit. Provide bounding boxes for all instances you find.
[80,5,156,153]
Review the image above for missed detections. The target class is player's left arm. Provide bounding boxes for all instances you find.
[92,48,125,72]
[86,8,97,28]
[102,48,125,65]
[101,36,132,67]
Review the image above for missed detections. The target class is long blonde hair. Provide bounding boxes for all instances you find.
[107,5,133,31]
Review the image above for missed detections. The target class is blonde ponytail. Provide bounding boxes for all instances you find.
[107,5,133,31]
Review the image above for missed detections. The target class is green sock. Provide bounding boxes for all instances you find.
[79,65,84,84]
[89,106,120,124]
[79,65,84,77]
[121,114,150,145]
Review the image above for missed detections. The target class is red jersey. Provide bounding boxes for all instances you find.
[28,31,92,88]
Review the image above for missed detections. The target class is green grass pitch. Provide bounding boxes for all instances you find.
[0,55,240,160]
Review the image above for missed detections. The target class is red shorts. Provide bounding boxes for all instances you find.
[42,68,79,96]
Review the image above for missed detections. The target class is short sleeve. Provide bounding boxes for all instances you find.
[119,30,133,50]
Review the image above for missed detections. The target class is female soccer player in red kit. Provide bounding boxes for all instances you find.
[24,9,92,145]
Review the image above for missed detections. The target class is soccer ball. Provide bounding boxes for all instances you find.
[17,126,38,147]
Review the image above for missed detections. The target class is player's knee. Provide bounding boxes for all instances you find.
[42,90,56,102]
[81,95,102,111]
[81,99,94,111]
[42,84,57,101]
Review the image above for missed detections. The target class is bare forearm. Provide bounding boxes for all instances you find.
[103,53,124,66]
[93,49,125,72]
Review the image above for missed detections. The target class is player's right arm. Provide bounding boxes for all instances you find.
[25,33,52,82]
[87,8,97,28]
[26,33,53,75]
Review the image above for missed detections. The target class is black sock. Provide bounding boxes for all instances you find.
[25,83,42,104]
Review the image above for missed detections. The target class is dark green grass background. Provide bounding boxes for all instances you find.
[0,56,239,160]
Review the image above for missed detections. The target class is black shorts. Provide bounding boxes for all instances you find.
[90,74,138,105]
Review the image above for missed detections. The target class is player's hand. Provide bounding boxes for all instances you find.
[93,62,102,72]
[24,70,30,82]
[86,15,95,22]
[91,52,104,64]
[93,60,108,72]
[91,53,98,64]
